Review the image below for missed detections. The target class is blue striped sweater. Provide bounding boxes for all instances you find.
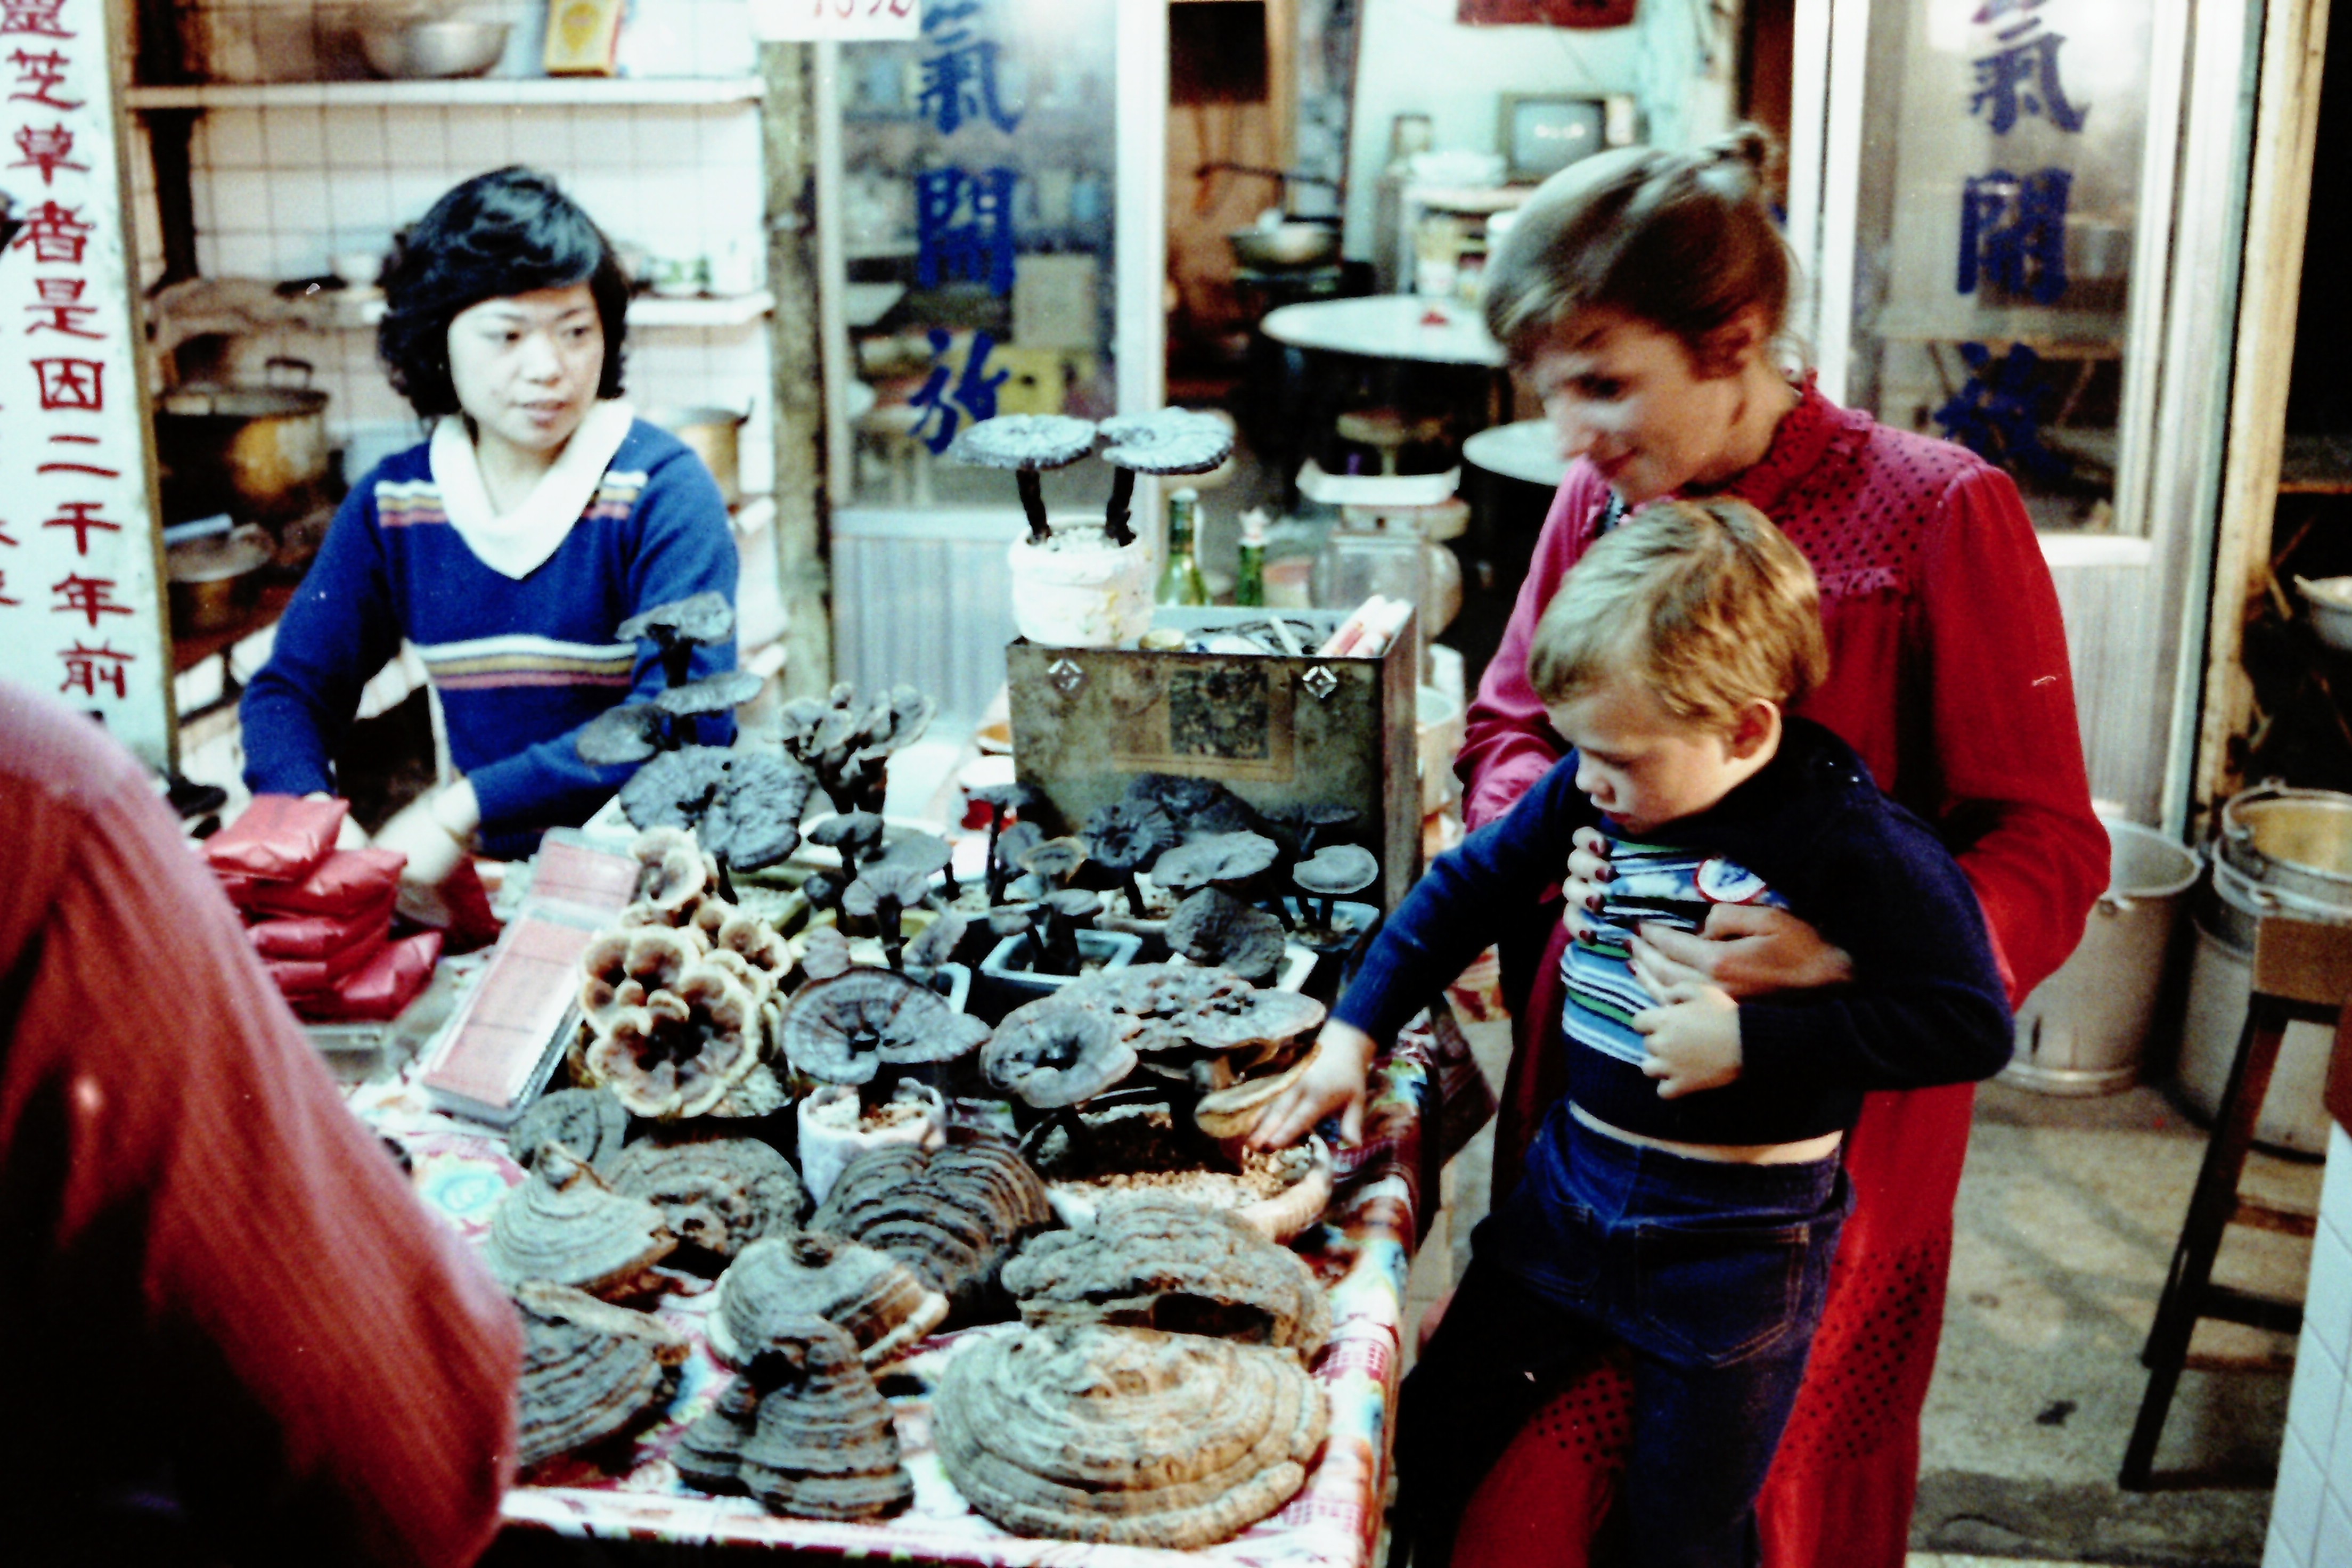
[241,421,738,859]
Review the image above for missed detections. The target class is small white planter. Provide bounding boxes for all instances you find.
[795,1082,946,1205]
[1006,525,1154,648]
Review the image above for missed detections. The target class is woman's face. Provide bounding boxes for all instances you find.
[444,283,605,464]
[1523,308,1750,506]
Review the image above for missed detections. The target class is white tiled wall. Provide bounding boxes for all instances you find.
[132,2,774,493]
[2267,1123,2352,1567]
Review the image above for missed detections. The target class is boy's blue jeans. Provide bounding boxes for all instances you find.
[1395,1112,1851,1568]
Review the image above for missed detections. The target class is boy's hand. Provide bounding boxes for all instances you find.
[1563,826,1612,941]
[1249,1022,1377,1149]
[1632,982,1742,1099]
[1631,905,1852,999]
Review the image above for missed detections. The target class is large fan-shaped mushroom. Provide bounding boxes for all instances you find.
[576,701,670,766]
[1294,843,1379,928]
[776,968,990,1092]
[484,1143,676,1295]
[655,667,764,720]
[582,960,764,1119]
[1152,830,1278,897]
[984,1002,1138,1108]
[1166,888,1286,982]
[1083,799,1179,916]
[617,591,735,689]
[619,748,815,871]
[948,414,1098,544]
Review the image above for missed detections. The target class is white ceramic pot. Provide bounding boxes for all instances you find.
[795,1082,946,1204]
[1006,525,1154,648]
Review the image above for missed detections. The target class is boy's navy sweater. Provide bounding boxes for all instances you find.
[241,421,738,860]
[1335,718,2013,1144]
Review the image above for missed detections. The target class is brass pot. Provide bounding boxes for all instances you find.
[156,357,331,529]
[643,406,746,505]
[167,524,273,635]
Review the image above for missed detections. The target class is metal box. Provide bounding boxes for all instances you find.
[1006,608,1421,910]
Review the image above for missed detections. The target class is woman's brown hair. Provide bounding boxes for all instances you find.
[1483,126,1793,372]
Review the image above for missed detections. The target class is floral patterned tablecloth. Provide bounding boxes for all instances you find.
[366,1031,1437,1567]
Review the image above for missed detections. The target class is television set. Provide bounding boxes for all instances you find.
[1498,93,1639,183]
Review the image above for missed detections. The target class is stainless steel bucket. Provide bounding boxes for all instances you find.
[2002,818,2198,1095]
[2177,783,2352,1153]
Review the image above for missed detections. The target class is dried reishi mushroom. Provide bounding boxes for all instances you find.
[1180,986,1327,1057]
[841,861,934,969]
[796,924,854,981]
[1002,1194,1330,1358]
[1123,772,1257,839]
[1294,843,1379,926]
[984,1002,1138,1108]
[484,1143,677,1296]
[775,968,991,1088]
[1019,836,1088,888]
[1194,1048,1320,1140]
[1083,799,1179,916]
[778,684,937,816]
[902,909,968,974]
[1098,408,1237,475]
[618,591,734,688]
[582,958,764,1120]
[656,667,764,720]
[509,1088,631,1174]
[1153,830,1279,896]
[970,781,1044,904]
[604,1136,806,1263]
[619,748,815,872]
[806,810,886,868]
[673,1312,914,1520]
[708,1231,949,1370]
[933,1323,1328,1548]
[879,828,958,902]
[948,413,1099,546]
[1166,888,1286,982]
[576,701,669,766]
[807,1137,1055,1321]
[512,1280,688,1468]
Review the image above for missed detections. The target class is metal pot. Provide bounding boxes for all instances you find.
[2215,781,2352,919]
[166,523,273,635]
[643,406,747,504]
[156,357,331,529]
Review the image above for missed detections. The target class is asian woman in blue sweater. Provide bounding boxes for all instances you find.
[242,167,738,900]
[1252,499,2013,1568]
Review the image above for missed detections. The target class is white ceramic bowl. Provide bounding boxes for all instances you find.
[360,20,509,79]
[2296,576,2352,651]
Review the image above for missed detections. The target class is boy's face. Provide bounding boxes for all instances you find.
[1522,308,1749,506]
[1546,674,1752,836]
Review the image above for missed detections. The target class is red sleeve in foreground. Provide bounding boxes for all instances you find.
[4,688,520,1567]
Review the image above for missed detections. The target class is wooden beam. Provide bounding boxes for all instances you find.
[760,41,834,701]
[2195,0,2335,818]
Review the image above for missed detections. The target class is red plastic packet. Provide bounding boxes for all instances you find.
[203,795,349,884]
[230,847,408,918]
[433,856,504,955]
[264,956,336,1000]
[246,891,398,962]
[297,931,442,1023]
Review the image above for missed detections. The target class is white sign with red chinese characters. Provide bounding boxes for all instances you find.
[0,0,173,766]
[752,0,921,43]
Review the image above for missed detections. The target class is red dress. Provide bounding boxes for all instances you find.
[1448,384,2106,1567]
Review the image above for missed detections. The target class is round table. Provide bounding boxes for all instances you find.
[1259,295,1505,367]
[1463,418,1568,489]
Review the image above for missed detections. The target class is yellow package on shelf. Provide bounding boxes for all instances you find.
[544,0,625,76]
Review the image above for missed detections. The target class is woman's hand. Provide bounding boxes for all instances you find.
[373,779,480,925]
[1563,826,1612,942]
[1633,981,1742,1098]
[1249,1022,1378,1150]
[1630,904,1853,1000]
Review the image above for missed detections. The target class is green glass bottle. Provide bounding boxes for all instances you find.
[1235,507,1267,608]
[1157,487,1208,607]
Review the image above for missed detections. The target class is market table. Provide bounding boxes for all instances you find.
[1259,295,1505,369]
[353,987,1441,1566]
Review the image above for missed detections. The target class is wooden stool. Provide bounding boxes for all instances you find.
[1337,407,1448,475]
[2119,911,2352,1489]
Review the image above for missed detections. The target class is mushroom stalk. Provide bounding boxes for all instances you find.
[655,632,695,691]
[880,899,905,971]
[714,854,738,904]
[1120,871,1145,917]
[1017,470,1052,546]
[1102,468,1137,548]
[983,813,1007,905]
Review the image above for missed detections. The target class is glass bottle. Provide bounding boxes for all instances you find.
[1157,487,1208,607]
[1235,507,1267,608]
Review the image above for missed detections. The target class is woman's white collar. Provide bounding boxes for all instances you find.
[429,400,635,579]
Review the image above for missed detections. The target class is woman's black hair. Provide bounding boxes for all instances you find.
[377,166,630,418]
